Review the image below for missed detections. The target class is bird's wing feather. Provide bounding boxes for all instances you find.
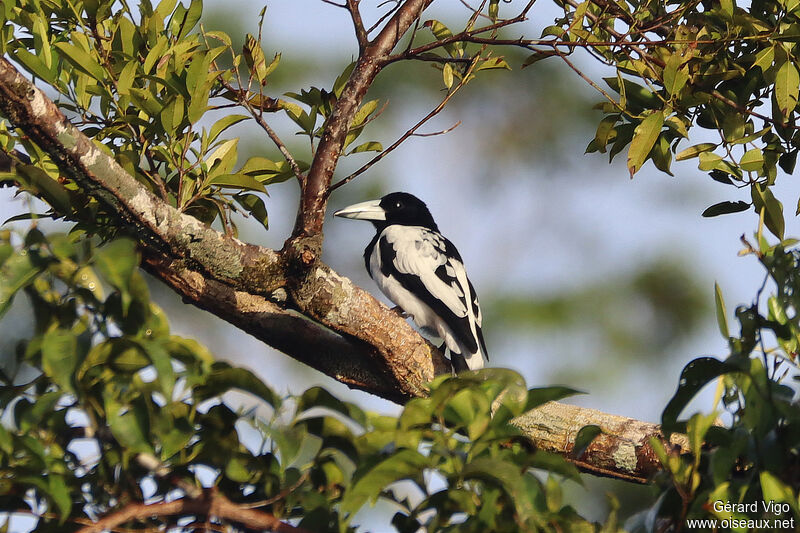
[379,226,480,355]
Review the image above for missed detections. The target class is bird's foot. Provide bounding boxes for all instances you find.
[390,305,409,319]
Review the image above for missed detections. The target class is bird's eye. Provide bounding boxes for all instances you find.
[395,201,403,209]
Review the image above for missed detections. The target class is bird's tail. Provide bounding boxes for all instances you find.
[450,352,470,373]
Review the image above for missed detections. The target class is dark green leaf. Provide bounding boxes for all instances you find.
[297,386,367,427]
[207,173,266,192]
[751,184,785,239]
[525,386,583,411]
[198,363,280,408]
[341,449,429,518]
[54,42,106,81]
[662,357,739,433]
[572,425,602,458]
[41,329,78,393]
[676,143,717,161]
[94,238,138,293]
[701,201,750,217]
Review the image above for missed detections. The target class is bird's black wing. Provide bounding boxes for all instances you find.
[378,227,482,356]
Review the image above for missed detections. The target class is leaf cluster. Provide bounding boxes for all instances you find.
[541,0,800,235]
[641,231,800,529]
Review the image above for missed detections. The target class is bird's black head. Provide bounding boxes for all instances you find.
[334,192,439,231]
[378,192,438,229]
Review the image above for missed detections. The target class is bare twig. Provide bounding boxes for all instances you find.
[368,0,403,35]
[384,0,535,63]
[329,55,479,193]
[321,0,347,7]
[412,120,461,136]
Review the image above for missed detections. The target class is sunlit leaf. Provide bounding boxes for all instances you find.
[627,111,664,177]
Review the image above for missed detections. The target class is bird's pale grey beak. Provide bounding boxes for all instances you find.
[333,199,386,221]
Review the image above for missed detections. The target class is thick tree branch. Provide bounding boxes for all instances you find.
[516,402,688,484]
[141,251,443,402]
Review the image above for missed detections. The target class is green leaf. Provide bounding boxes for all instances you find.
[529,450,582,481]
[686,412,717,465]
[129,87,163,117]
[751,183,785,239]
[603,77,660,108]
[740,148,765,172]
[207,114,249,147]
[341,449,429,518]
[205,138,238,178]
[106,397,153,454]
[714,282,729,339]
[675,142,717,161]
[0,249,44,318]
[207,173,266,192]
[41,329,78,393]
[332,62,356,98]
[233,193,269,229]
[663,52,689,96]
[159,95,185,135]
[627,111,664,177]
[752,46,775,72]
[197,363,280,408]
[442,63,454,89]
[243,34,269,84]
[177,0,203,41]
[116,60,138,95]
[348,141,383,155]
[572,425,602,458]
[54,42,106,81]
[476,57,511,71]
[136,339,175,397]
[461,457,537,520]
[423,20,462,58]
[489,0,499,20]
[760,471,796,510]
[588,115,620,154]
[46,474,72,521]
[11,49,56,84]
[297,386,367,427]
[525,386,583,411]
[94,238,138,293]
[701,201,750,217]
[662,357,738,433]
[775,58,800,118]
[351,99,379,128]
[15,164,72,215]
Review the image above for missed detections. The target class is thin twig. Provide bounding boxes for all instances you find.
[238,471,311,509]
[328,56,479,193]
[383,0,535,63]
[711,90,800,131]
[75,489,313,533]
[200,28,305,184]
[368,0,403,34]
[346,0,369,49]
[412,120,461,136]
[321,0,347,7]
[553,48,627,116]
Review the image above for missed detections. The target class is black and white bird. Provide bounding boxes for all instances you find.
[334,192,488,372]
